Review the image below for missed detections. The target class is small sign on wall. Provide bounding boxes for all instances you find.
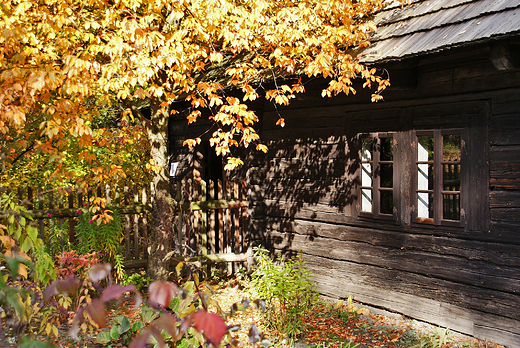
[170,162,179,177]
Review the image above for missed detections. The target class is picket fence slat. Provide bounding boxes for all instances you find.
[0,180,248,273]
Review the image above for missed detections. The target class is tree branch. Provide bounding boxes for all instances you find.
[122,99,151,126]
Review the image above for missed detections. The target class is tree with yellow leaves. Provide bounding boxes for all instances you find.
[1,0,403,279]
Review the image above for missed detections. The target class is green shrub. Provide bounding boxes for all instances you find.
[121,270,152,290]
[75,207,123,263]
[249,247,319,342]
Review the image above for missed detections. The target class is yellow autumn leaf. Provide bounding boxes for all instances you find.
[256,144,268,153]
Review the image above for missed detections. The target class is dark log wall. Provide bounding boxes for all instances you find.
[244,43,520,347]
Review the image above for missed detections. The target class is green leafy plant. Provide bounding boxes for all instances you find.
[401,329,421,347]
[121,270,152,290]
[75,207,123,263]
[0,254,57,348]
[114,253,126,283]
[412,327,453,348]
[249,247,319,343]
[0,192,56,286]
[96,315,144,346]
[0,193,59,346]
[46,222,71,258]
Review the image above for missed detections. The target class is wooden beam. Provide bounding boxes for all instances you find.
[0,199,248,219]
[178,199,247,211]
[123,252,248,269]
[0,203,154,219]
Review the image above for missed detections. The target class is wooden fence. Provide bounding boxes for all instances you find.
[0,179,249,271]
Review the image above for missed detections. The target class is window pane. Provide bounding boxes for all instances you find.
[362,162,372,187]
[380,164,393,188]
[362,138,373,161]
[417,192,434,218]
[443,134,461,161]
[443,163,460,191]
[418,135,434,161]
[380,137,393,161]
[442,135,461,221]
[443,193,460,221]
[442,134,461,192]
[361,136,373,213]
[380,190,393,215]
[362,188,372,212]
[417,164,434,190]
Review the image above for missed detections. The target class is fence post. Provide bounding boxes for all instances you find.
[124,186,130,259]
[175,181,182,251]
[208,179,216,255]
[218,180,224,254]
[142,185,149,259]
[133,185,139,260]
[38,188,44,241]
[225,180,232,274]
[200,180,207,256]
[58,190,64,250]
[48,187,54,253]
[105,184,111,205]
[241,180,247,252]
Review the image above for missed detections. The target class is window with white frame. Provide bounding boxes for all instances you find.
[359,133,397,220]
[358,130,465,227]
[355,105,488,231]
[415,130,462,225]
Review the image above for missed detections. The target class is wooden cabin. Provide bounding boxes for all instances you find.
[170,1,520,346]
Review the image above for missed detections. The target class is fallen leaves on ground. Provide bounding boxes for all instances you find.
[13,277,508,348]
[212,278,507,348]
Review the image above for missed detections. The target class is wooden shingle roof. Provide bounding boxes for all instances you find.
[358,0,520,63]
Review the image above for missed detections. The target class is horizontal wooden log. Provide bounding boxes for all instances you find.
[187,252,248,264]
[491,208,520,223]
[490,190,520,208]
[263,198,520,244]
[258,179,356,211]
[303,254,520,347]
[267,230,520,295]
[264,217,520,267]
[123,259,148,269]
[489,114,520,146]
[302,253,520,321]
[490,146,520,184]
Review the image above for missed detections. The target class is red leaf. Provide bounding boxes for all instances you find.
[193,309,227,345]
[154,314,179,338]
[148,281,179,308]
[101,284,136,302]
[86,299,106,327]
[44,276,80,301]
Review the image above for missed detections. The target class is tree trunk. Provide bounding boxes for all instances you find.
[146,98,177,281]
